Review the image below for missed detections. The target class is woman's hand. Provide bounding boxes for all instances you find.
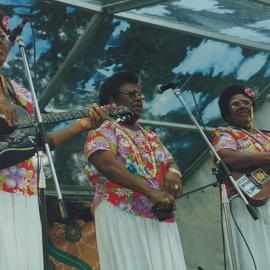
[0,97,19,126]
[146,189,175,207]
[162,170,182,197]
[76,103,108,131]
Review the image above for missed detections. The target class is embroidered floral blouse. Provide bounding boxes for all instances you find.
[0,77,37,195]
[212,126,270,197]
[84,119,174,222]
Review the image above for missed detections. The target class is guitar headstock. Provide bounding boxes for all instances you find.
[106,105,135,124]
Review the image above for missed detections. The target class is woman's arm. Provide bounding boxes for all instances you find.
[48,104,108,149]
[0,91,19,126]
[212,127,270,170]
[90,149,175,206]
[219,148,270,170]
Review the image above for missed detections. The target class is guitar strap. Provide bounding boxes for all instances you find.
[0,75,27,111]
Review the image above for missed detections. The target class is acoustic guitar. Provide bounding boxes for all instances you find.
[0,104,134,170]
[232,168,270,206]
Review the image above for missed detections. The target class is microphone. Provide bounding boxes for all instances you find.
[155,82,177,94]
[155,78,188,94]
[8,18,28,43]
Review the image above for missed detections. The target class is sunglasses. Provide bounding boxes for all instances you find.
[119,90,145,100]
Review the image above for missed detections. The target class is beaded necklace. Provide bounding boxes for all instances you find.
[111,118,157,178]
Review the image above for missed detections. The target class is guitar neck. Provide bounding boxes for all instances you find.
[17,109,89,129]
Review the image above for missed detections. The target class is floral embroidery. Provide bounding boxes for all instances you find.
[0,79,36,196]
[84,120,174,222]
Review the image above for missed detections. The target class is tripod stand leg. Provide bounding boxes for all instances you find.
[39,188,49,270]
[36,152,49,270]
[221,185,238,270]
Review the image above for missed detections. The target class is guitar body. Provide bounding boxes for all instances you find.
[232,168,270,206]
[0,105,37,170]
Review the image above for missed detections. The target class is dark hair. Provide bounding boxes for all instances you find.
[99,71,138,105]
[218,84,255,122]
[0,10,3,23]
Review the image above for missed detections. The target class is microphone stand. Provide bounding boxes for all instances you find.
[169,83,258,270]
[15,34,68,270]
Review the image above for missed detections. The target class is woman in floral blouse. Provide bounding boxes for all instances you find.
[212,84,270,270]
[84,71,186,270]
[0,13,107,270]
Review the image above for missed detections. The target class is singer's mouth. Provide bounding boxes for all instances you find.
[133,103,143,110]
[132,103,143,116]
[237,108,250,114]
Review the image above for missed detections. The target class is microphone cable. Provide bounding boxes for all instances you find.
[188,81,229,270]
[185,75,258,270]
[190,87,209,137]
[172,74,228,269]
[190,89,257,270]
[28,19,37,94]
[229,199,257,270]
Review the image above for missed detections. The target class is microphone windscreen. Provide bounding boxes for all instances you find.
[155,84,163,94]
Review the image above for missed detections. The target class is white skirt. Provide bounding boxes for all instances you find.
[95,200,187,270]
[229,197,270,270]
[0,191,44,270]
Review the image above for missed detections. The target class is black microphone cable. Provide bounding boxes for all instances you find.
[190,87,209,137]
[188,81,228,269]
[169,74,226,269]
[190,88,257,270]
[229,199,257,270]
[29,19,37,93]
[179,75,257,270]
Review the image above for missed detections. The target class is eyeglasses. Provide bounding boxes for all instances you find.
[119,90,145,100]
[230,99,252,108]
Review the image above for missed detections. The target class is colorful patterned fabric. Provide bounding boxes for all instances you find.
[0,13,10,34]
[212,126,270,196]
[84,120,174,222]
[0,77,37,195]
